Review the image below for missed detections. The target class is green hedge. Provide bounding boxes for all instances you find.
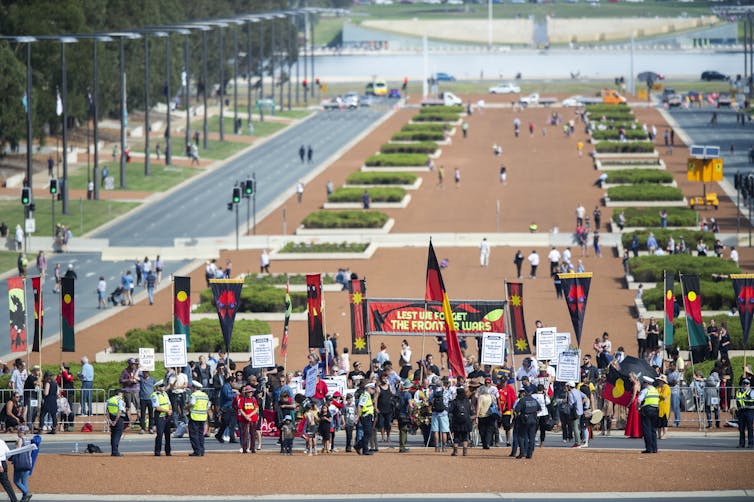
[608,185,683,201]
[586,104,631,114]
[607,169,674,185]
[628,255,740,283]
[364,153,428,167]
[643,280,733,311]
[418,105,463,114]
[674,319,748,353]
[590,111,636,121]
[391,131,445,142]
[328,186,406,203]
[302,210,389,229]
[685,356,748,382]
[596,141,655,153]
[346,172,418,185]
[412,113,460,123]
[400,123,448,133]
[622,229,716,251]
[279,242,369,253]
[250,274,336,286]
[109,319,273,353]
[381,141,439,154]
[196,281,308,314]
[614,207,696,227]
[599,159,663,167]
[592,129,649,141]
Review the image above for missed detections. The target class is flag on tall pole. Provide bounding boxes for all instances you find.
[31,277,43,353]
[506,281,530,354]
[55,87,63,117]
[558,272,593,348]
[8,277,27,353]
[210,279,244,354]
[425,241,466,379]
[281,276,291,357]
[731,274,754,347]
[663,271,675,347]
[349,278,368,355]
[680,274,707,363]
[61,277,75,352]
[173,276,191,348]
[306,274,325,349]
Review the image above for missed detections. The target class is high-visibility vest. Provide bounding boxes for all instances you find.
[107,395,123,417]
[736,389,754,410]
[151,391,171,417]
[642,386,660,408]
[360,393,375,417]
[190,390,209,421]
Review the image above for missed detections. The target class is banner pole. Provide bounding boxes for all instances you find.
[503,280,516,383]
[419,300,427,383]
[322,273,328,376]
[25,276,30,368]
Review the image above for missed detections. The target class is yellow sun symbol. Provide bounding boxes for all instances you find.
[352,292,363,305]
[515,339,528,351]
[510,295,522,308]
[354,338,366,350]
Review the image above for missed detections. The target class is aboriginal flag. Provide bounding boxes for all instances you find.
[663,271,675,347]
[173,276,191,348]
[731,274,754,347]
[680,274,707,347]
[61,277,75,352]
[506,282,530,354]
[558,272,592,348]
[281,276,291,357]
[349,278,368,354]
[32,277,43,353]
[8,277,27,353]
[210,279,244,354]
[426,241,466,379]
[602,365,632,407]
[306,274,325,349]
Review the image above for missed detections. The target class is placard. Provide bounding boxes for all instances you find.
[481,333,506,366]
[535,327,557,361]
[139,348,155,372]
[323,375,347,396]
[251,334,275,368]
[162,334,187,368]
[555,349,581,383]
[553,332,572,366]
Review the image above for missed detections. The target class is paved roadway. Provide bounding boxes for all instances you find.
[94,108,385,246]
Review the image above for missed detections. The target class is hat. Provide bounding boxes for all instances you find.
[657,374,668,383]
[743,378,751,385]
[538,363,547,371]
[403,379,413,388]
[192,380,203,388]
[589,409,604,426]
[372,358,380,363]
[127,357,137,364]
[566,381,576,388]
[154,380,165,388]
[484,377,492,384]
[31,365,40,371]
[333,391,342,398]
[243,385,253,393]
[284,416,292,422]
[365,382,375,389]
[745,365,753,376]
[642,376,655,384]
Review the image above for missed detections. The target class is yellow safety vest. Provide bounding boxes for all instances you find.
[736,389,754,410]
[190,390,209,421]
[642,386,660,408]
[151,391,171,417]
[107,395,123,417]
[360,393,375,417]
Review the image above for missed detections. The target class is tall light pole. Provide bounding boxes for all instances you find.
[113,33,140,189]
[59,36,77,214]
[91,35,113,199]
[245,17,260,130]
[207,22,229,141]
[285,12,293,111]
[15,37,37,189]
[201,26,210,149]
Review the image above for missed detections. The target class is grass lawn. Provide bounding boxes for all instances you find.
[201,139,250,160]
[192,116,289,137]
[0,251,19,274]
[0,199,139,238]
[275,109,313,119]
[66,162,199,193]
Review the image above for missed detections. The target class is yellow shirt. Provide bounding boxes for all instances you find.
[658,383,671,418]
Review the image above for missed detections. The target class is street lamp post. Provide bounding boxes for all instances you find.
[165,33,172,165]
[17,37,37,190]
[60,36,77,214]
[286,13,292,111]
[202,28,209,149]
[185,33,191,148]
[92,35,113,200]
[144,33,151,176]
[217,23,227,141]
[270,17,276,111]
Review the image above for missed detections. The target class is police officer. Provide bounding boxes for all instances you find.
[356,382,376,455]
[151,380,172,456]
[736,378,754,448]
[107,389,126,456]
[638,376,659,454]
[187,380,209,456]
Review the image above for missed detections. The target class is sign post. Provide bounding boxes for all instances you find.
[162,334,187,368]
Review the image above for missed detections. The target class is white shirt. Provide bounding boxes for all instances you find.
[731,249,739,265]
[528,252,539,266]
[0,439,10,461]
[547,249,560,263]
[97,279,107,294]
[480,240,490,256]
[400,347,412,366]
[260,252,270,267]
[562,248,572,265]
[576,205,585,219]
[10,369,27,395]
[533,392,550,417]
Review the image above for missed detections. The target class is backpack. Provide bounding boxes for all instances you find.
[431,391,446,413]
[452,400,469,424]
[521,396,540,425]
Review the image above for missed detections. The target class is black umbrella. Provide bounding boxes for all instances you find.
[617,356,655,380]
[637,71,664,83]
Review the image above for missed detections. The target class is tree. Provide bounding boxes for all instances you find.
[0,41,27,155]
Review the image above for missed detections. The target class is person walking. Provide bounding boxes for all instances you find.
[448,387,473,456]
[307,145,313,163]
[296,181,304,203]
[461,121,468,138]
[235,385,259,454]
[40,371,58,434]
[107,389,126,456]
[78,356,94,416]
[513,250,524,279]
[356,383,376,455]
[396,380,413,453]
[736,378,754,448]
[527,250,539,279]
[480,238,490,267]
[151,380,172,456]
[97,276,107,309]
[11,426,32,502]
[187,380,209,456]
[515,386,540,459]
[299,144,306,163]
[145,270,156,305]
[566,381,584,448]
[454,167,460,188]
[638,376,660,454]
[0,433,19,502]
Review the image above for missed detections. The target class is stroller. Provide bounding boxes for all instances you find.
[109,286,125,306]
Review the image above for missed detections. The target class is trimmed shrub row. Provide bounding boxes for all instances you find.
[622,229,717,251]
[592,129,649,141]
[279,242,369,253]
[346,172,418,185]
[627,255,740,283]
[364,153,428,167]
[607,169,674,185]
[607,185,683,201]
[381,141,439,154]
[196,282,308,315]
[418,105,463,114]
[595,141,655,153]
[328,186,406,203]
[674,318,747,352]
[585,104,631,114]
[391,131,446,142]
[302,210,390,229]
[614,207,697,227]
[642,281,733,312]
[599,159,663,167]
[413,113,461,123]
[400,123,448,133]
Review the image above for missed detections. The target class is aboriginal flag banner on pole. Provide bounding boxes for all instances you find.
[210,279,244,354]
[558,272,592,348]
[281,276,291,358]
[31,277,43,353]
[506,281,530,354]
[602,365,632,407]
[173,276,191,348]
[61,277,75,352]
[8,277,27,353]
[664,271,675,347]
[680,274,707,348]
[349,278,368,354]
[731,274,754,347]
[306,274,325,349]
[426,241,466,379]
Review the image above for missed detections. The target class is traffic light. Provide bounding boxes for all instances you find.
[232,186,241,204]
[244,179,253,197]
[227,202,233,211]
[21,187,31,206]
[50,179,58,195]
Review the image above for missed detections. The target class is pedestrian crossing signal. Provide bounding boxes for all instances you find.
[21,187,31,206]
[50,179,58,195]
[244,179,253,196]
[232,187,241,204]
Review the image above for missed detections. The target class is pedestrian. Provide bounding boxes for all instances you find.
[461,121,468,138]
[187,380,209,456]
[593,207,601,231]
[448,387,473,456]
[260,249,270,273]
[362,190,371,209]
[356,382,376,455]
[107,389,126,456]
[480,238,490,267]
[396,380,413,453]
[47,155,54,177]
[307,145,313,163]
[566,381,585,448]
[514,386,540,458]
[326,180,334,196]
[513,117,520,138]
[430,383,449,452]
[97,276,107,309]
[155,143,161,160]
[145,270,156,305]
[499,165,507,185]
[593,230,601,257]
[14,225,23,252]
[513,250,524,279]
[527,250,539,279]
[437,165,444,188]
[138,370,155,434]
[299,144,305,163]
[638,376,659,454]
[0,430,19,502]
[454,167,460,188]
[194,130,200,146]
[736,378,754,448]
[78,356,94,416]
[11,425,32,502]
[660,209,668,229]
[529,121,534,137]
[296,181,304,203]
[235,385,259,454]
[53,264,61,293]
[281,416,294,454]
[150,379,172,456]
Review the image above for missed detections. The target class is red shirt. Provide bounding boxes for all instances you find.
[234,395,259,423]
[498,384,516,415]
[313,380,328,400]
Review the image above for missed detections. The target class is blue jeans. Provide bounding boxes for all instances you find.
[81,381,93,416]
[147,286,154,305]
[670,391,681,427]
[13,468,29,496]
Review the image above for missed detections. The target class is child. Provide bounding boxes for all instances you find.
[318,403,332,454]
[304,403,319,456]
[343,394,357,452]
[281,416,294,455]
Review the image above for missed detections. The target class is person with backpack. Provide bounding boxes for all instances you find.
[508,387,527,458]
[396,380,413,453]
[448,387,473,456]
[514,386,541,459]
[430,383,449,452]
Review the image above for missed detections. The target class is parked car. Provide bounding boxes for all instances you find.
[701,70,728,82]
[434,72,456,82]
[561,95,587,107]
[488,82,521,94]
[519,93,540,107]
[343,92,360,109]
[321,97,342,110]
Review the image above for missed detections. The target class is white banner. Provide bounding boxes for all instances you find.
[480,332,506,366]
[163,334,187,368]
[555,350,581,383]
[553,332,572,366]
[250,334,275,368]
[535,327,557,361]
[323,375,347,396]
[139,348,155,372]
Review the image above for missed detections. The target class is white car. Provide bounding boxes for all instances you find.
[562,95,587,107]
[489,82,521,94]
[343,92,360,109]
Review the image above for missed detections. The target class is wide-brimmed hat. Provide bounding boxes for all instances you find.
[657,374,668,383]
[589,409,604,425]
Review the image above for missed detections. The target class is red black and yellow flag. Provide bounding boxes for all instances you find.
[680,274,707,347]
[61,277,75,352]
[210,279,244,354]
[602,365,632,407]
[731,274,754,347]
[306,274,325,349]
[31,276,43,353]
[506,281,530,354]
[426,241,466,379]
[8,277,27,353]
[349,278,368,354]
[558,272,592,348]
[663,271,675,346]
[173,276,191,348]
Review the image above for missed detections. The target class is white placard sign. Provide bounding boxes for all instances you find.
[139,348,155,372]
[162,334,187,368]
[323,375,348,396]
[553,332,572,366]
[556,349,581,383]
[481,333,506,366]
[250,334,275,368]
[535,327,557,361]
